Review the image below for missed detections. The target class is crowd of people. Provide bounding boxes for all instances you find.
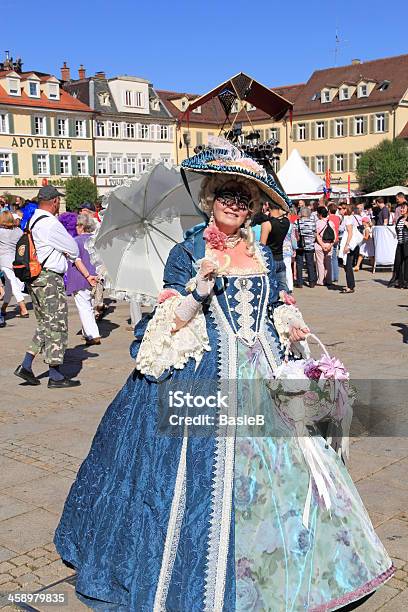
[252,191,408,294]
[0,187,106,388]
[1,185,407,388]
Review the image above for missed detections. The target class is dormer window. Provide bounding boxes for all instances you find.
[247,103,257,111]
[358,83,368,97]
[311,92,321,101]
[192,106,202,114]
[180,98,188,110]
[340,87,349,100]
[29,81,39,97]
[48,83,59,100]
[321,89,330,103]
[231,100,240,113]
[8,77,20,96]
[378,80,390,91]
[124,91,143,108]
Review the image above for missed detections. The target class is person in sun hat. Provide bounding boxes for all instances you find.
[54,140,394,611]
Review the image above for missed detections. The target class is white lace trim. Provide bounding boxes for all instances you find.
[233,278,256,345]
[203,298,236,612]
[273,303,310,359]
[135,294,211,379]
[153,436,187,611]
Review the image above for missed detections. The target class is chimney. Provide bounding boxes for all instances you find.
[95,71,106,80]
[78,64,86,80]
[351,58,361,65]
[61,62,71,81]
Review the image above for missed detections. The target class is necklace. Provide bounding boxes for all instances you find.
[203,222,242,250]
[225,232,242,249]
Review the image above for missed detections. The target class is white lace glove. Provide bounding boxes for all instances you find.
[175,259,217,323]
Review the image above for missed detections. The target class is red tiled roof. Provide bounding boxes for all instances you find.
[293,54,408,116]
[0,84,93,112]
[0,70,92,112]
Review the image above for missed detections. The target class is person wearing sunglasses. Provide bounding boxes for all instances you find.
[54,143,394,612]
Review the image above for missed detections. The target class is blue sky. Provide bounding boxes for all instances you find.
[2,0,407,93]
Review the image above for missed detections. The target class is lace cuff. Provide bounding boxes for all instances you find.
[273,303,310,359]
[135,293,211,379]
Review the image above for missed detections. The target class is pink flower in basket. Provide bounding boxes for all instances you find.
[304,360,321,381]
[317,355,349,381]
[203,224,228,250]
[157,289,179,304]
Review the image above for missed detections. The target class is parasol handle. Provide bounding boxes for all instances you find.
[306,333,331,358]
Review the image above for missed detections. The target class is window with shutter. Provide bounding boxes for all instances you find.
[12,153,19,175]
[343,154,348,172]
[349,117,354,136]
[8,114,14,134]
[384,113,389,132]
[31,154,38,174]
[71,155,78,176]
[343,119,348,137]
[53,155,60,175]
[88,156,95,176]
[49,155,55,176]
[311,122,316,140]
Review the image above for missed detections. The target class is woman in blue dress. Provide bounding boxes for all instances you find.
[55,143,394,611]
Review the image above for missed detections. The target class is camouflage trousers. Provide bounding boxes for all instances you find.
[28,269,68,366]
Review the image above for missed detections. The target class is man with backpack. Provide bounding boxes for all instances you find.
[14,185,97,388]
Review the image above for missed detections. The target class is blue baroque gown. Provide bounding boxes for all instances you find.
[55,234,394,611]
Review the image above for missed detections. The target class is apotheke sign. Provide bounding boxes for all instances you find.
[11,137,73,150]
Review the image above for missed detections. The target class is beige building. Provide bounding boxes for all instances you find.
[158,54,408,191]
[63,65,176,195]
[0,56,94,200]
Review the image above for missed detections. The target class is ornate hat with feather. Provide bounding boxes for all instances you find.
[181,138,291,213]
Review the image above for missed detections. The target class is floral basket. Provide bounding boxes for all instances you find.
[267,333,355,451]
[267,333,356,527]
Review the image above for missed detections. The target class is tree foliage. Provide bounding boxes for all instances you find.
[64,177,97,212]
[356,139,408,192]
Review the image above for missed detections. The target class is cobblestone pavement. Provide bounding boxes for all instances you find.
[0,268,407,611]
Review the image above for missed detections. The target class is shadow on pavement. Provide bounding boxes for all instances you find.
[62,344,100,378]
[391,322,408,344]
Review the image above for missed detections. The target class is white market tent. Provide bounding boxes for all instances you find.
[278,149,345,198]
[364,185,408,197]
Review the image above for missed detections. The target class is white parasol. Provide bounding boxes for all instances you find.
[89,162,203,305]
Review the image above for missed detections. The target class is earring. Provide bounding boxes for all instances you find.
[209,212,215,225]
[245,220,255,256]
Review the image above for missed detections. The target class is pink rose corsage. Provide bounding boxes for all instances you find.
[157,288,179,304]
[203,223,228,250]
